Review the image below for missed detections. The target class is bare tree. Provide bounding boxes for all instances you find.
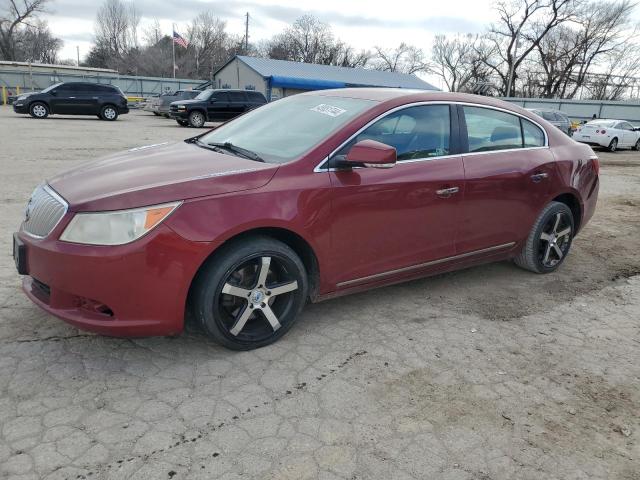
[94,0,139,59]
[16,19,61,63]
[372,43,431,74]
[186,11,229,77]
[431,34,493,91]
[0,0,50,60]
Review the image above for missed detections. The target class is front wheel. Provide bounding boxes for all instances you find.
[633,139,640,151]
[514,201,574,273]
[188,110,206,128]
[100,105,118,121]
[608,138,618,152]
[29,102,49,119]
[190,237,308,350]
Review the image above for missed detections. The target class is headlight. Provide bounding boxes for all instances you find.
[60,202,181,245]
[17,95,26,101]
[177,105,186,110]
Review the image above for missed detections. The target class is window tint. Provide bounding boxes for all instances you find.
[619,122,633,131]
[94,84,116,93]
[338,105,450,161]
[463,106,522,152]
[540,111,556,121]
[247,92,265,102]
[555,112,569,122]
[56,84,75,92]
[522,118,545,147]
[211,92,229,102]
[228,92,247,102]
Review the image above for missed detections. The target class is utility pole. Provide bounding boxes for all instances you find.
[245,12,249,52]
[76,46,80,67]
[172,23,176,79]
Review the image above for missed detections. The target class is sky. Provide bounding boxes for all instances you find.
[43,0,640,89]
[44,0,496,88]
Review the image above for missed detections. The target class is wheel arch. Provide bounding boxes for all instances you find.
[186,226,321,309]
[552,191,582,232]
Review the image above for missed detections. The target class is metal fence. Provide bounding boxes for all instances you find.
[502,97,640,124]
[0,64,206,104]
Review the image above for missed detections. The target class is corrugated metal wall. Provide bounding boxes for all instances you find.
[503,97,640,123]
[0,64,205,99]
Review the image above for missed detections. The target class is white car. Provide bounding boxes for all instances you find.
[573,119,640,152]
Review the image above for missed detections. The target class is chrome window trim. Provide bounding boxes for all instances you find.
[313,101,549,173]
[336,241,516,288]
[21,184,69,239]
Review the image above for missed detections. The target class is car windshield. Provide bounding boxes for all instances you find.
[195,90,213,100]
[41,83,62,93]
[199,95,376,164]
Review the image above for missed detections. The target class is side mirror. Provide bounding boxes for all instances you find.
[344,140,396,169]
[50,90,57,95]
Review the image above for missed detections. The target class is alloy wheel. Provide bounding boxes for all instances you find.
[215,255,299,341]
[609,139,617,152]
[32,105,47,117]
[190,112,205,127]
[103,107,116,120]
[538,212,572,268]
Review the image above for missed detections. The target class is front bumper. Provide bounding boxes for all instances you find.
[170,110,188,120]
[13,103,28,114]
[16,222,211,337]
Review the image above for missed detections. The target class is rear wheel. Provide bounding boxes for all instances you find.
[608,138,618,152]
[100,105,118,121]
[29,102,49,119]
[514,201,574,273]
[191,237,308,350]
[188,110,206,128]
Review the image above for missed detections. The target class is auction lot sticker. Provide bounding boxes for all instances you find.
[310,104,347,117]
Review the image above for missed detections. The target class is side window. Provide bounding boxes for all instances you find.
[211,92,229,103]
[248,92,265,103]
[619,122,633,131]
[541,111,556,121]
[56,84,74,92]
[463,106,522,152]
[522,118,545,147]
[337,105,451,161]
[228,92,247,102]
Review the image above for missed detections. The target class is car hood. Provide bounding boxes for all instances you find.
[48,141,278,211]
[170,98,203,107]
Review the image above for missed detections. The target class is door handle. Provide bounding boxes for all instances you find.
[531,172,549,183]
[436,187,459,198]
[68,96,76,99]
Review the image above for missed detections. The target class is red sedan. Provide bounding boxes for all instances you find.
[13,89,599,350]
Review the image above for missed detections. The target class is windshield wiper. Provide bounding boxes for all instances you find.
[206,142,265,163]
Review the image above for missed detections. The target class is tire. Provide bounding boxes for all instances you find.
[176,119,189,127]
[190,236,308,350]
[188,110,206,128]
[633,139,640,151]
[153,112,160,116]
[514,201,574,274]
[29,102,49,119]
[607,138,618,152]
[100,105,118,121]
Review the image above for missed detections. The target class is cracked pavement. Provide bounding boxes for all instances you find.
[1,109,639,479]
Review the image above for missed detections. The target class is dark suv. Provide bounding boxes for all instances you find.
[170,89,267,127]
[13,82,129,121]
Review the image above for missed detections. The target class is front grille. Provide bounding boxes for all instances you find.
[22,185,68,238]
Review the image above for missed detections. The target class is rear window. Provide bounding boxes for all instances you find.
[247,92,266,103]
[228,92,246,102]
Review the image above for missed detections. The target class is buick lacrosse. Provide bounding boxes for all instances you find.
[14,89,599,349]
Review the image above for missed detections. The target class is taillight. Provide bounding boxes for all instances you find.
[598,129,606,134]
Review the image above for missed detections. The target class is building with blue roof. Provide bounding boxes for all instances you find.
[213,55,438,101]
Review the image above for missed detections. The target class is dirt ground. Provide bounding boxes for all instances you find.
[0,107,638,480]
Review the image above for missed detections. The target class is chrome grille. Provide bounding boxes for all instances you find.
[22,185,68,238]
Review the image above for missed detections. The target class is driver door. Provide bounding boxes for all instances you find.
[327,104,465,287]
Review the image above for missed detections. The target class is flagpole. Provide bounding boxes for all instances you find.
[172,23,176,79]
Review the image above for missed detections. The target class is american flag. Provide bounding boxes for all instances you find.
[173,30,189,49]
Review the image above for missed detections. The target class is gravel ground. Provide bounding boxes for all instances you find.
[0,108,639,480]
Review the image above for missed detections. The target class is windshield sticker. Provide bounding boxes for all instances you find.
[310,104,347,117]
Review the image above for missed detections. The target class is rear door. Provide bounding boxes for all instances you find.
[328,103,466,286]
[207,92,231,120]
[458,105,554,254]
[228,91,248,118]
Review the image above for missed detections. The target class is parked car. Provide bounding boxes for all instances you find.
[526,108,572,136]
[573,119,640,152]
[143,95,162,115]
[12,82,129,120]
[170,89,267,127]
[156,89,201,117]
[14,89,599,350]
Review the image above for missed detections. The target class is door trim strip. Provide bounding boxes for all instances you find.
[335,241,516,288]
